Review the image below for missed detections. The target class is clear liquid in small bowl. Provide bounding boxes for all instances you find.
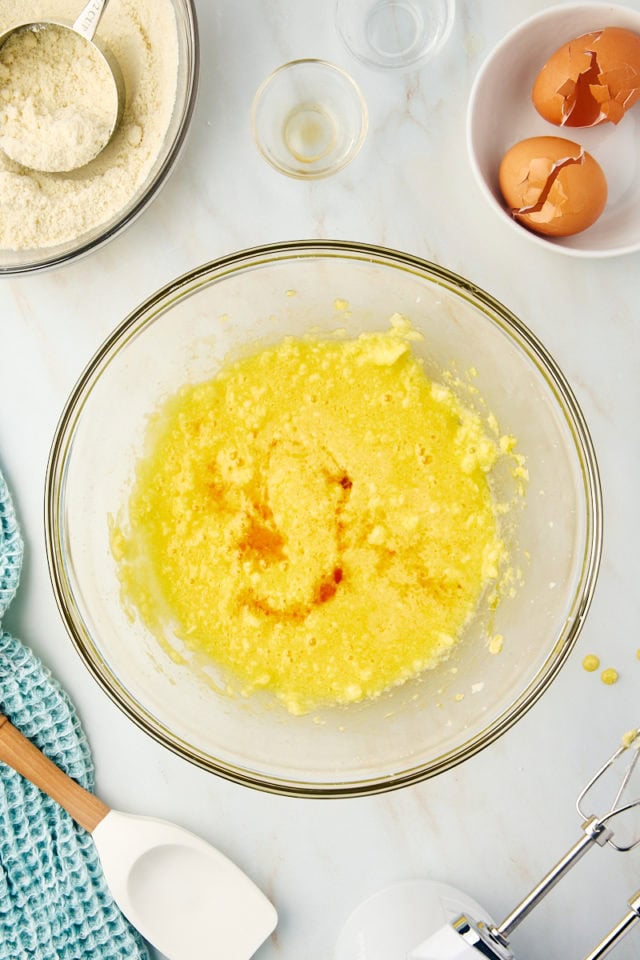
[284,103,338,163]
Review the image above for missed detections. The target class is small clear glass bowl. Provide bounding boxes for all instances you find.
[0,0,199,276]
[46,241,602,798]
[251,59,368,179]
[336,0,455,70]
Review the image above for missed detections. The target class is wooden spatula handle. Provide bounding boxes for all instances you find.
[0,714,110,832]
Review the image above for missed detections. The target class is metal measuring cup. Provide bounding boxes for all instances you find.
[0,0,124,173]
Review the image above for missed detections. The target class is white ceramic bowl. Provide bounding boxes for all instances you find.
[467,3,640,258]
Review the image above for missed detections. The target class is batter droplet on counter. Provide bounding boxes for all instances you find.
[582,654,600,672]
[600,668,619,686]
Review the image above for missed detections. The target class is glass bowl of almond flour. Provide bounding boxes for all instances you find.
[0,0,198,274]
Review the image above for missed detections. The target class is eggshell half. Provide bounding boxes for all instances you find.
[532,27,640,127]
[498,136,608,237]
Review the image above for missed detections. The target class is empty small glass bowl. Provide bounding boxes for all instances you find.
[336,0,455,70]
[251,59,368,179]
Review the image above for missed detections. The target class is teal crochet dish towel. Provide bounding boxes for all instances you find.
[0,469,150,960]
[0,471,22,622]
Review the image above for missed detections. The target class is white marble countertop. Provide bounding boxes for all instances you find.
[2,1,640,958]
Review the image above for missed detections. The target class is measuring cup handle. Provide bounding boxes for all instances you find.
[73,0,111,41]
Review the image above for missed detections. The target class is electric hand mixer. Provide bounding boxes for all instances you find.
[337,729,640,960]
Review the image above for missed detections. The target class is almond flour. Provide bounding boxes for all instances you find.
[0,0,179,250]
[0,25,118,173]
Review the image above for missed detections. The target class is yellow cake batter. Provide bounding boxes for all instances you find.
[114,316,513,714]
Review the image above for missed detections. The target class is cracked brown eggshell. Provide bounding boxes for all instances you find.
[498,136,608,238]
[532,27,640,127]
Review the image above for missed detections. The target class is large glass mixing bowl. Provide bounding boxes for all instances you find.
[46,241,602,797]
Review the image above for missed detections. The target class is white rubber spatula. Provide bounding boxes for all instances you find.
[0,713,277,960]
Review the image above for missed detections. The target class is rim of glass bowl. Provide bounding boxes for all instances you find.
[0,0,200,277]
[45,240,603,798]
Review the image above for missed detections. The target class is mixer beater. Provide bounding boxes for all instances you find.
[411,729,640,959]
[336,729,640,960]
